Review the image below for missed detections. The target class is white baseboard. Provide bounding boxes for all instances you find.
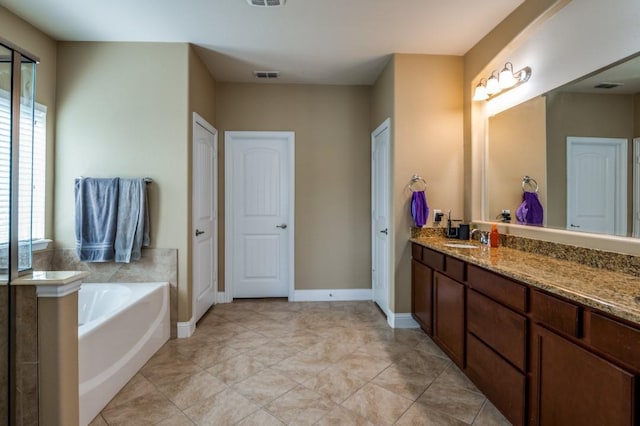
[290,288,372,302]
[176,316,195,338]
[387,312,420,329]
[217,291,230,304]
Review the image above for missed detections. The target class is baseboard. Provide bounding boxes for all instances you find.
[387,312,420,329]
[217,291,230,304]
[290,288,372,302]
[176,316,196,338]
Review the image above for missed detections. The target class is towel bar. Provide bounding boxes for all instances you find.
[408,174,427,192]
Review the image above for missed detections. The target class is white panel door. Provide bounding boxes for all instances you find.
[226,131,294,298]
[192,116,217,322]
[372,119,391,317]
[567,136,627,236]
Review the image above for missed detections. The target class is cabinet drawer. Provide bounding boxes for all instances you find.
[412,243,423,262]
[445,256,466,282]
[467,265,527,312]
[466,334,527,426]
[422,247,445,271]
[467,289,527,371]
[531,290,581,338]
[589,312,640,371]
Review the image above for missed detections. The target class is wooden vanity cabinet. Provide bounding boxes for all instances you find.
[412,259,433,334]
[433,271,465,368]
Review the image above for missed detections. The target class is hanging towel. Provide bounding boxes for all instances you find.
[75,177,119,262]
[411,190,430,227]
[114,178,150,263]
[516,191,544,225]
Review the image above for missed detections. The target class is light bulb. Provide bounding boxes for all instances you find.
[473,81,488,101]
[499,63,517,89]
[486,72,500,95]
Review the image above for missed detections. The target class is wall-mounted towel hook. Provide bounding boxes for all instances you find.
[522,175,538,193]
[407,174,427,192]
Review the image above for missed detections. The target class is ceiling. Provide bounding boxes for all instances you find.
[0,0,524,85]
[557,53,640,95]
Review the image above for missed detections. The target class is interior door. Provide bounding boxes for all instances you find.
[226,131,294,298]
[566,136,627,236]
[372,118,391,316]
[192,116,217,322]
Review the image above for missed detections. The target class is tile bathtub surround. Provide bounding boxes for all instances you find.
[52,248,179,338]
[411,226,640,276]
[90,300,511,426]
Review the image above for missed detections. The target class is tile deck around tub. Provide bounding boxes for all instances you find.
[89,300,511,426]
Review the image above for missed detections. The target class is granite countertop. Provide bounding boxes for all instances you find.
[410,235,640,326]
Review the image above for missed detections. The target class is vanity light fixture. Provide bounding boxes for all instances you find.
[473,62,532,101]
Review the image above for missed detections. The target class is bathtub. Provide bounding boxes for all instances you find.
[78,282,170,426]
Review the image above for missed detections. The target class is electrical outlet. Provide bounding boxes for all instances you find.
[501,209,511,214]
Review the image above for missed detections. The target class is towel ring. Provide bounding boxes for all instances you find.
[408,175,427,192]
[522,175,539,193]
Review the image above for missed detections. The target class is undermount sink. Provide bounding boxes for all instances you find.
[443,243,479,249]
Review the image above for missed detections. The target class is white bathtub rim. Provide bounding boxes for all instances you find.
[78,282,169,396]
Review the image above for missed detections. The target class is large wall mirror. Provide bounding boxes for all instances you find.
[486,52,640,239]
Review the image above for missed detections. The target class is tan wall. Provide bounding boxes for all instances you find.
[55,42,192,321]
[487,96,546,223]
[634,93,640,136]
[393,54,463,313]
[0,6,57,241]
[371,56,395,131]
[545,92,634,230]
[215,83,372,292]
[463,0,560,220]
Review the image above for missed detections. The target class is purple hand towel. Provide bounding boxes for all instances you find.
[516,191,543,225]
[411,191,429,227]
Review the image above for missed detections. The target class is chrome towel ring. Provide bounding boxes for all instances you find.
[408,174,427,192]
[522,175,539,193]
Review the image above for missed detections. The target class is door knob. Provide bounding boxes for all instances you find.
[276,224,288,229]
[380,228,388,235]
[569,224,581,228]
[195,229,205,236]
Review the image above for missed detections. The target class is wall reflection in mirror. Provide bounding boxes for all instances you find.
[487,52,640,238]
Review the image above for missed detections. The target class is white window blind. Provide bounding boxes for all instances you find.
[0,89,47,245]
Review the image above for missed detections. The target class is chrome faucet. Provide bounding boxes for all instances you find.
[470,229,490,245]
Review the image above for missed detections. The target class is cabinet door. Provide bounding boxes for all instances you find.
[412,259,433,335]
[530,324,636,426]
[433,272,465,367]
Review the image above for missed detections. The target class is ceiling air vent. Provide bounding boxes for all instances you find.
[254,71,280,79]
[247,0,286,7]
[594,82,623,89]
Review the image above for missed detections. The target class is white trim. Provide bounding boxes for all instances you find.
[217,291,230,304]
[176,317,196,338]
[36,280,82,298]
[225,131,295,302]
[386,312,420,329]
[290,289,372,302]
[191,112,218,323]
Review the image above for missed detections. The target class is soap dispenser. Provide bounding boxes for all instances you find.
[490,224,500,248]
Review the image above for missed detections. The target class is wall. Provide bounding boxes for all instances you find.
[393,54,464,313]
[54,42,193,321]
[215,83,372,293]
[546,92,634,230]
[487,96,546,223]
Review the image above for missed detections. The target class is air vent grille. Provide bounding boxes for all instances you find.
[248,0,286,7]
[594,82,623,89]
[254,71,280,79]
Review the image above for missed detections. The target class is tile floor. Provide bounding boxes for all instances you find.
[89,300,511,425]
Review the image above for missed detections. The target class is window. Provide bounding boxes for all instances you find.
[0,92,46,242]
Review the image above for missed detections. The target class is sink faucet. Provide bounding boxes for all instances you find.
[445,210,462,238]
[471,229,490,245]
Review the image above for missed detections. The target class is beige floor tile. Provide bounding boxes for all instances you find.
[372,364,439,400]
[435,364,481,394]
[154,412,196,425]
[103,374,157,411]
[303,365,367,404]
[244,340,300,366]
[395,349,452,377]
[265,385,335,426]
[236,409,285,426]
[88,414,108,426]
[182,387,259,425]
[414,337,453,360]
[101,391,182,425]
[184,344,243,369]
[206,353,266,385]
[301,339,361,363]
[156,370,227,410]
[473,400,512,426]
[395,402,469,426]
[270,352,332,383]
[315,405,375,426]
[357,341,415,362]
[418,381,486,424]
[342,383,413,425]
[337,351,392,380]
[275,333,324,351]
[140,354,203,387]
[233,368,298,406]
